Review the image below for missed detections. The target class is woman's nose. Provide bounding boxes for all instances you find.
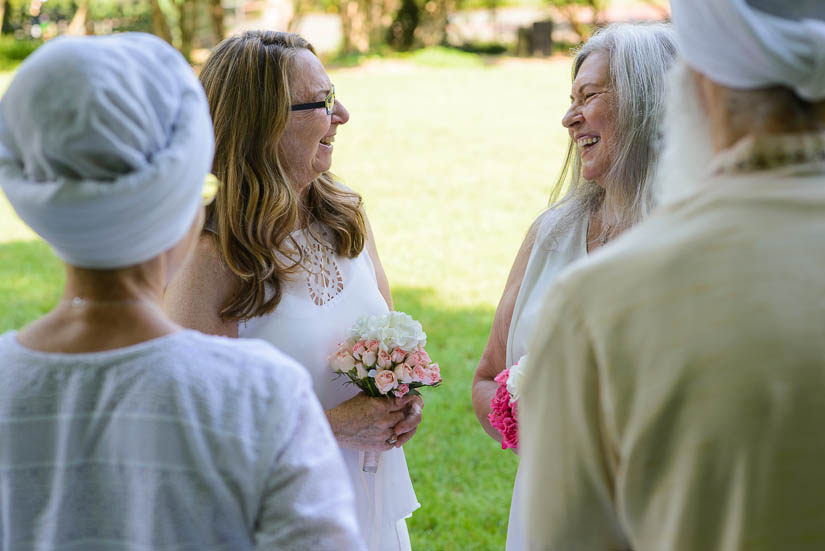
[332,100,350,125]
[562,104,581,129]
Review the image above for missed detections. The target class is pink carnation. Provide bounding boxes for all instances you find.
[488,368,519,450]
[393,383,410,398]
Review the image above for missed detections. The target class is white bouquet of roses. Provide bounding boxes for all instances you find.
[329,311,442,471]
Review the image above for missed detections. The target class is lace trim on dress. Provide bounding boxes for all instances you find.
[710,131,825,176]
[300,238,345,307]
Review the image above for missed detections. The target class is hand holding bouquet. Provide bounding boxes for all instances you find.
[488,355,526,451]
[329,311,442,472]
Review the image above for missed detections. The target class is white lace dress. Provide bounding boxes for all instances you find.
[239,224,420,551]
[505,206,588,550]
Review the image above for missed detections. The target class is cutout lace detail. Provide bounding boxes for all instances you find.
[300,239,344,307]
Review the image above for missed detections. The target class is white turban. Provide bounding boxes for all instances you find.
[671,0,825,101]
[0,33,214,269]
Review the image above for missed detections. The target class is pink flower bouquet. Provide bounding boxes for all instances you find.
[329,311,442,471]
[488,355,526,451]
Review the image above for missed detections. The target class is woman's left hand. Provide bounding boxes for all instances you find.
[391,394,424,448]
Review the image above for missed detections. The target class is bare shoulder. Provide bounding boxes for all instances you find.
[164,234,241,337]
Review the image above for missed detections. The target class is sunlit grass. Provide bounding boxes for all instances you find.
[0,54,574,549]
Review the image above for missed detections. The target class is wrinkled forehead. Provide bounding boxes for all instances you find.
[746,0,825,20]
[287,48,331,96]
[573,50,610,87]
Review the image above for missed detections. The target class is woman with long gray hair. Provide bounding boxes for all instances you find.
[471,23,677,549]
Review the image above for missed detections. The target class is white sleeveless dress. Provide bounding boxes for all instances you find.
[504,206,588,550]
[238,224,420,551]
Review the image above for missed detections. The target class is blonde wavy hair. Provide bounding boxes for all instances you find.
[199,30,366,321]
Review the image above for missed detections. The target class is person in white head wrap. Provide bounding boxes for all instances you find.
[519,1,825,550]
[0,33,365,550]
[0,32,211,268]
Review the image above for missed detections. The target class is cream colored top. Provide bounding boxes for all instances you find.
[521,136,825,551]
[505,205,588,551]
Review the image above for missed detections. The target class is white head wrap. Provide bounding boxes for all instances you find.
[0,33,214,269]
[671,0,825,101]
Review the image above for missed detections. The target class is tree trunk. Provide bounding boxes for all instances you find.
[0,0,7,36]
[150,0,173,44]
[177,0,197,62]
[66,0,89,35]
[339,0,369,54]
[207,0,224,42]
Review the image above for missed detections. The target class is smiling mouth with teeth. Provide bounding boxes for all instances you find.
[577,136,600,148]
[320,136,334,146]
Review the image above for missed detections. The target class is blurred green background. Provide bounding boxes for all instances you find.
[0,49,572,549]
[0,0,666,545]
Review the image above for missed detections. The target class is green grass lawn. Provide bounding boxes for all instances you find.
[0,52,573,550]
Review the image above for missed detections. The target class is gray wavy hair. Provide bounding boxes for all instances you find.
[550,23,678,237]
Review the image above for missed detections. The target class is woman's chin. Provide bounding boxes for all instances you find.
[312,155,333,176]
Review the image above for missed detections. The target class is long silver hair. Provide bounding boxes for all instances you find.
[549,23,678,237]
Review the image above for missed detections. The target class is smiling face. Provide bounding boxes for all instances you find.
[279,49,350,191]
[562,50,616,187]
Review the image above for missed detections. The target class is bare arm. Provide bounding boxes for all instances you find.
[472,220,540,442]
[364,213,393,310]
[164,234,241,338]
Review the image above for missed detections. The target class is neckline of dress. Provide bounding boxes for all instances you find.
[710,131,825,176]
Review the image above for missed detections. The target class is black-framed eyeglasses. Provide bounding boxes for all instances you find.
[290,85,335,115]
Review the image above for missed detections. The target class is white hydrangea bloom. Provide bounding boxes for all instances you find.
[349,311,427,352]
[507,355,527,404]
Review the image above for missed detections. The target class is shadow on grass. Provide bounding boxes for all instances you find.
[392,287,519,551]
[0,245,516,549]
[0,239,63,332]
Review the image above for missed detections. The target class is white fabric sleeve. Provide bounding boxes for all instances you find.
[520,275,630,551]
[254,379,366,551]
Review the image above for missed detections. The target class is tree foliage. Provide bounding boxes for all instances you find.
[546,0,609,42]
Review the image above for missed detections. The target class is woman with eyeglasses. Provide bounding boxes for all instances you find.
[164,31,421,550]
[0,33,363,550]
[470,23,678,550]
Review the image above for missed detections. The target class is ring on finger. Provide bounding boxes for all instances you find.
[386,436,398,446]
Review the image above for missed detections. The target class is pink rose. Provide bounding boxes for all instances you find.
[361,348,377,368]
[376,350,392,369]
[352,340,367,361]
[416,346,432,364]
[390,347,408,364]
[421,364,441,385]
[393,384,410,398]
[406,351,423,368]
[329,349,355,373]
[366,340,380,353]
[354,362,368,379]
[411,364,427,383]
[393,362,413,384]
[374,370,398,394]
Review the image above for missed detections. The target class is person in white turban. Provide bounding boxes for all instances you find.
[520,1,825,549]
[0,33,365,550]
